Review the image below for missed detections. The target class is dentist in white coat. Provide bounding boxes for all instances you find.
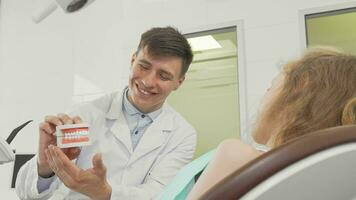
[16,26,197,200]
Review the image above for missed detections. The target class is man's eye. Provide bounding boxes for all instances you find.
[160,74,171,81]
[139,64,149,70]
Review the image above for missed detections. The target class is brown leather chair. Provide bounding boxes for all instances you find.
[199,125,356,200]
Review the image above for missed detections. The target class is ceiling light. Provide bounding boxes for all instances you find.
[187,35,222,51]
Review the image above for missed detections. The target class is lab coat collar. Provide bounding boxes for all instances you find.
[109,114,133,154]
[128,105,174,164]
[105,89,125,120]
[104,90,133,153]
[104,88,174,158]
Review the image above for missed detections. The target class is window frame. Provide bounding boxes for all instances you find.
[182,20,249,142]
[299,1,356,51]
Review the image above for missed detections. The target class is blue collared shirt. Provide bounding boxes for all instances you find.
[122,88,162,150]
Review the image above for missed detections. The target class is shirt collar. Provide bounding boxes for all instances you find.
[123,87,162,121]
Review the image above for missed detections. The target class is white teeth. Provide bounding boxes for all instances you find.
[63,130,88,140]
[139,89,149,95]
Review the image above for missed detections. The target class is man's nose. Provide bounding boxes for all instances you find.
[142,72,156,88]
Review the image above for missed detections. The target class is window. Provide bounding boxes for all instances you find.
[305,6,356,54]
[168,25,246,157]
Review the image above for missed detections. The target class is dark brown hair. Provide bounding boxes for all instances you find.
[137,26,193,76]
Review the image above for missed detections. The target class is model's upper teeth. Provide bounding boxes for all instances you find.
[140,89,149,95]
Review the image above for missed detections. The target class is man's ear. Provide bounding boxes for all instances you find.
[175,76,185,90]
[131,53,137,65]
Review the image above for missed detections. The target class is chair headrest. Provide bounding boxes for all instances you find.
[199,125,356,200]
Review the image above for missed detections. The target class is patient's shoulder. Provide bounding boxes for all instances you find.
[217,138,256,153]
[186,139,262,200]
[216,139,262,163]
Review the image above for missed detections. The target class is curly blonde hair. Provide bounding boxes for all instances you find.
[253,47,356,147]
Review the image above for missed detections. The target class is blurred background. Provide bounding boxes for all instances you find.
[1,0,356,197]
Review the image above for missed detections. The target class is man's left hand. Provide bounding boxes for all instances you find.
[46,145,112,200]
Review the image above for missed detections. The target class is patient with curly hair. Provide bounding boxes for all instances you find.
[159,47,356,200]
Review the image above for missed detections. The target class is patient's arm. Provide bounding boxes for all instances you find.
[187,139,262,200]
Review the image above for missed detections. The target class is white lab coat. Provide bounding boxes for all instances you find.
[16,89,197,200]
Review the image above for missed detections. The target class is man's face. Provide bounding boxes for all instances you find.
[128,47,185,113]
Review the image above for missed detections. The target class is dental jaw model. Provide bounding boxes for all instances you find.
[56,124,91,148]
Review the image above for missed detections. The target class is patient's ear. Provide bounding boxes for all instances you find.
[265,133,277,148]
[253,131,270,145]
[342,97,356,125]
[252,117,277,145]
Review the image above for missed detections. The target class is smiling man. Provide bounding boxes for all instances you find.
[16,27,196,200]
[128,46,185,113]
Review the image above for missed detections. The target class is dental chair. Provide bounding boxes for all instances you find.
[199,125,356,200]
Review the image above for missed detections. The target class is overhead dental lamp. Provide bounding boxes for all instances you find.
[0,120,33,164]
[32,0,97,23]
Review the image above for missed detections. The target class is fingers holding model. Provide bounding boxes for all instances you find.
[37,113,82,177]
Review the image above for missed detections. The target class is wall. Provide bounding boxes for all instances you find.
[0,0,355,198]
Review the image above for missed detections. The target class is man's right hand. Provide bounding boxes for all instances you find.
[37,113,82,178]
